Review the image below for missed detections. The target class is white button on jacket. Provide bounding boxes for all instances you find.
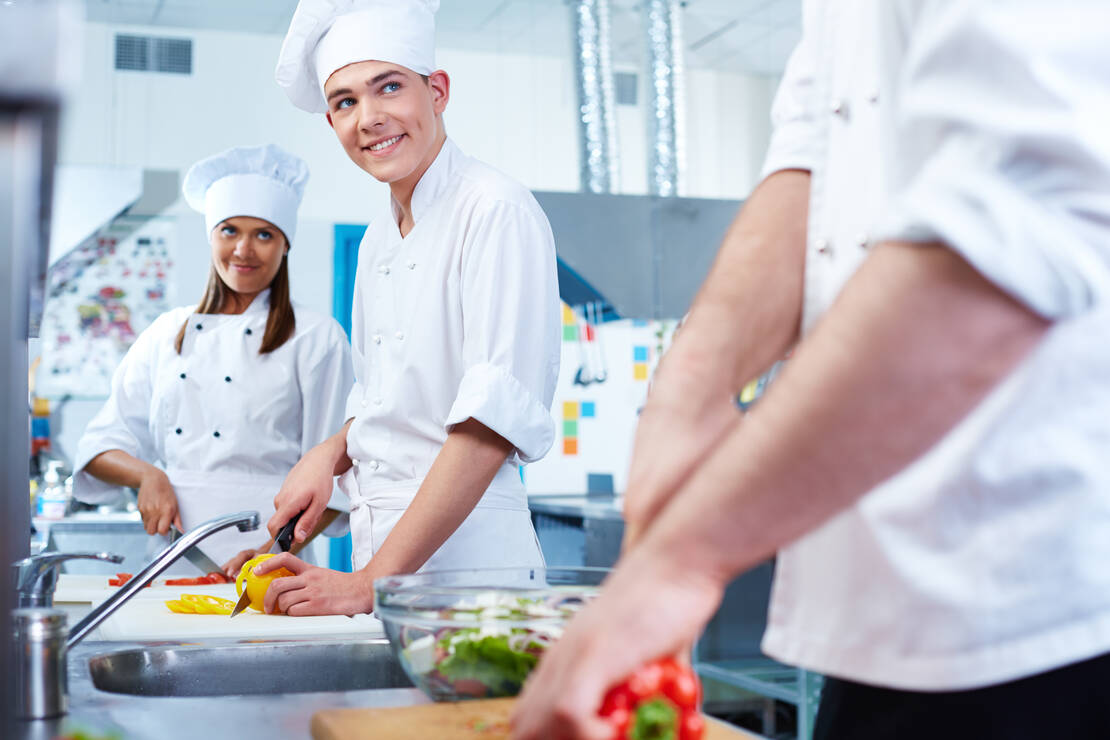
[759,0,1110,692]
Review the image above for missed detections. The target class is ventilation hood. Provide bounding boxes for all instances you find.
[48,165,178,267]
[536,190,740,321]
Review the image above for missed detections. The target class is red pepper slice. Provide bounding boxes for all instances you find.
[599,657,703,740]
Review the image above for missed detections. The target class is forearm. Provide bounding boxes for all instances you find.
[638,242,1051,585]
[84,449,162,489]
[325,419,355,476]
[361,418,513,578]
[665,169,809,395]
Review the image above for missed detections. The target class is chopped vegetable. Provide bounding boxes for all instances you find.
[107,572,152,587]
[400,592,592,700]
[165,593,237,615]
[165,571,230,586]
[598,657,704,740]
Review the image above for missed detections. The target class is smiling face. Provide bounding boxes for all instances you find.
[324,61,449,198]
[210,216,287,310]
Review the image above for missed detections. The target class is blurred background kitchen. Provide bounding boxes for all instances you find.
[12,0,813,736]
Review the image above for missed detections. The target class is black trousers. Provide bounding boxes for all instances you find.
[812,651,1110,739]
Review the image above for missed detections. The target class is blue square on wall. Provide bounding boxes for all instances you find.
[633,346,649,363]
[580,402,595,418]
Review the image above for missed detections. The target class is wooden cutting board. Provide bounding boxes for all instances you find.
[311,698,760,740]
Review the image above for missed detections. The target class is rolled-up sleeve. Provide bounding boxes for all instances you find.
[875,0,1110,319]
[760,0,821,179]
[445,199,560,463]
[72,322,160,503]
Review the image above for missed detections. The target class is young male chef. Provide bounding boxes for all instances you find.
[254,0,560,616]
[512,1,1110,738]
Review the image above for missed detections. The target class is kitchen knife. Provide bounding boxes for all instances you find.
[230,511,303,618]
[271,510,302,554]
[170,527,225,575]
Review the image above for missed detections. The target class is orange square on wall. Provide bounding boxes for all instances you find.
[563,438,578,455]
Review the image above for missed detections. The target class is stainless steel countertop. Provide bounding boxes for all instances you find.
[15,638,430,740]
[527,494,625,522]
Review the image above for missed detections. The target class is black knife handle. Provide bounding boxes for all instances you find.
[275,511,302,553]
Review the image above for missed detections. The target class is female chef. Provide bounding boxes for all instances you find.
[73,144,353,571]
[252,0,561,616]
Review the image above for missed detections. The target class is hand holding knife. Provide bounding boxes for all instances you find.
[229,510,302,618]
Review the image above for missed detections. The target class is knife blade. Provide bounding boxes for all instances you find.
[170,528,224,575]
[230,511,303,618]
[229,584,253,618]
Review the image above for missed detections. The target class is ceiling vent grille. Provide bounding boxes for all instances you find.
[114,34,193,75]
[615,72,638,106]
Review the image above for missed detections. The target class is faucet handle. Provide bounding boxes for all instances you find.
[13,551,125,608]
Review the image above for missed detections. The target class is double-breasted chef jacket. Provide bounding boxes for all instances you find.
[74,290,354,563]
[759,0,1110,692]
[340,137,560,572]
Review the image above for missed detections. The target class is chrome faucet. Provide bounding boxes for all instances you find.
[13,511,260,720]
[65,510,260,649]
[13,551,125,608]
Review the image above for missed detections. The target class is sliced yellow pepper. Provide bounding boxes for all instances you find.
[165,594,236,615]
[165,599,197,614]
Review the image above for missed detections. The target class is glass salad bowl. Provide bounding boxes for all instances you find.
[374,567,609,702]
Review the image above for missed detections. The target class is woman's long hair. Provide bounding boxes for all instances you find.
[174,241,295,355]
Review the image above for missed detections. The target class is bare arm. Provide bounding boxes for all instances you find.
[512,242,1050,739]
[268,418,354,542]
[85,449,181,535]
[260,417,514,616]
[361,418,514,576]
[622,169,809,545]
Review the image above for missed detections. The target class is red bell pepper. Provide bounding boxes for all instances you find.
[599,657,705,740]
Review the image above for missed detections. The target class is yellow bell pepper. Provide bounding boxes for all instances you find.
[165,594,237,615]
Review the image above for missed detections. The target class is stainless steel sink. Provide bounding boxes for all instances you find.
[87,638,414,696]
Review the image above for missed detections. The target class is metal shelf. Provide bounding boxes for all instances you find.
[695,658,823,740]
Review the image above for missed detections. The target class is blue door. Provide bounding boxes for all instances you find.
[328,223,367,571]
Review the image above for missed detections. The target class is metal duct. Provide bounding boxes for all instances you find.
[571,0,619,194]
[646,0,687,197]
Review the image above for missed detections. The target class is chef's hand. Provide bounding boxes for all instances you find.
[511,548,723,739]
[222,545,269,578]
[136,467,183,536]
[255,553,374,616]
[622,354,739,549]
[269,439,340,545]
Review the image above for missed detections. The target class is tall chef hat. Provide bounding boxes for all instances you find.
[275,0,440,114]
[182,144,309,244]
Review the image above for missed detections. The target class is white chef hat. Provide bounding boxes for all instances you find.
[182,144,310,244]
[275,0,440,114]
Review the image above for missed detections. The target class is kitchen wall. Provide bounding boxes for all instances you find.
[42,18,780,494]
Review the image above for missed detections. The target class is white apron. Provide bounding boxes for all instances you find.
[339,466,544,573]
[157,469,315,566]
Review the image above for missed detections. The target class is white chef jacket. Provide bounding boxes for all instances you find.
[73,290,354,562]
[341,137,559,571]
[759,0,1110,691]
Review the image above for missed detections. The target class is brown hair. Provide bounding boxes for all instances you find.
[174,237,296,355]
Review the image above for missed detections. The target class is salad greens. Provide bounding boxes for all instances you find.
[399,591,595,699]
[435,631,539,696]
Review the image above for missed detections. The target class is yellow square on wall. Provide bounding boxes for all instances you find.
[633,362,649,381]
[563,401,579,420]
[562,304,576,326]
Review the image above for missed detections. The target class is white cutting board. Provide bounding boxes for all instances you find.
[71,580,385,641]
[54,574,234,605]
